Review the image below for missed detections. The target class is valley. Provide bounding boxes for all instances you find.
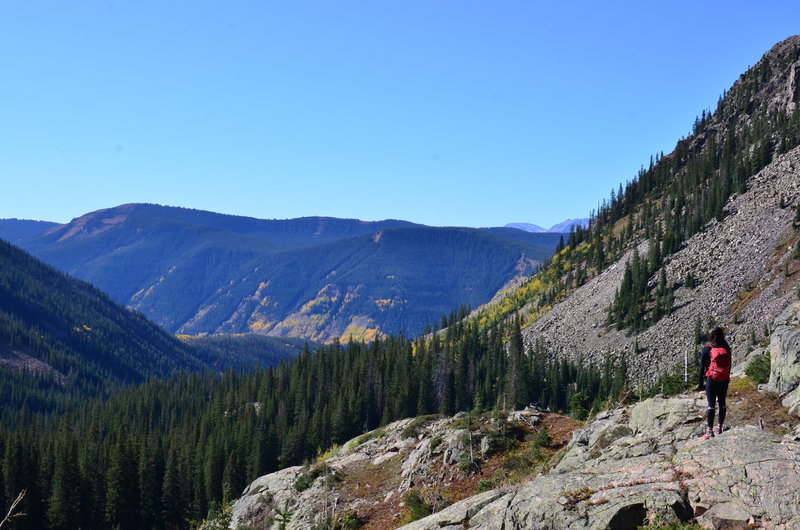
[1,31,800,530]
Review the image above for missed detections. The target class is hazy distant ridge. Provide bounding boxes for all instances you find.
[505,218,589,233]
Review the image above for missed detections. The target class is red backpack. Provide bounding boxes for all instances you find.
[706,346,731,382]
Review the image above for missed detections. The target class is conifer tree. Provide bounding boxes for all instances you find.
[105,430,140,530]
[504,316,529,410]
[46,433,80,530]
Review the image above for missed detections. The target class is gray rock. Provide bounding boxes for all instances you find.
[442,429,469,465]
[697,501,753,529]
[767,303,800,402]
[399,490,507,530]
[479,435,492,458]
[399,392,800,530]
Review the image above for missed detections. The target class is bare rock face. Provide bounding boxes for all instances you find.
[401,394,800,530]
[766,302,800,414]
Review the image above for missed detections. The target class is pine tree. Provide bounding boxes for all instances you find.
[504,316,529,410]
[46,432,81,530]
[161,444,185,529]
[105,430,140,530]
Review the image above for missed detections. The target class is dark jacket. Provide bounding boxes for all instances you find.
[698,344,712,387]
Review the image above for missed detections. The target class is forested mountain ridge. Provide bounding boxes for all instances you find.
[458,36,800,382]
[0,239,309,419]
[0,239,204,414]
[1,203,561,342]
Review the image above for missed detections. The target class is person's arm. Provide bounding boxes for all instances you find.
[697,345,711,389]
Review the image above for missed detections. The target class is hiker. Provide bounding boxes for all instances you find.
[697,327,732,439]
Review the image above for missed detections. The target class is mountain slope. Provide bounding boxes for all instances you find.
[522,148,800,379]
[0,239,204,410]
[463,35,800,382]
[546,218,589,233]
[2,204,560,341]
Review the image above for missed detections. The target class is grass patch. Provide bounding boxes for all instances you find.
[727,378,795,434]
[317,444,340,462]
[728,376,756,392]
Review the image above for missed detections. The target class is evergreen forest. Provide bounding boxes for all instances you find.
[0,317,629,530]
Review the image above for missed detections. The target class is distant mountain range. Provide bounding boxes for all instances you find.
[0,204,565,342]
[505,218,589,233]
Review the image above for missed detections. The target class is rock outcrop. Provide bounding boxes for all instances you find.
[404,302,800,529]
[767,302,800,415]
[403,395,800,530]
[228,410,551,529]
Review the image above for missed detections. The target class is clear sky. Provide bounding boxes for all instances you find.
[1,1,798,228]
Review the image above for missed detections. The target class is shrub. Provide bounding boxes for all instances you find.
[293,463,331,492]
[458,452,482,474]
[500,453,535,474]
[532,424,552,449]
[322,510,361,530]
[429,435,443,451]
[745,352,771,384]
[403,490,432,522]
[476,479,496,493]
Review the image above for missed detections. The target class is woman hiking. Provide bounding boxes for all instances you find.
[697,327,732,439]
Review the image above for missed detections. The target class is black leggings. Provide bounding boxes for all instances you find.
[706,378,729,428]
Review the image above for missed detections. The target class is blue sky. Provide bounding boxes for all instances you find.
[1,1,798,228]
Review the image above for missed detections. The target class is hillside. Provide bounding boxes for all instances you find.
[523,145,800,381]
[1,204,561,342]
[0,239,203,414]
[461,35,800,383]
